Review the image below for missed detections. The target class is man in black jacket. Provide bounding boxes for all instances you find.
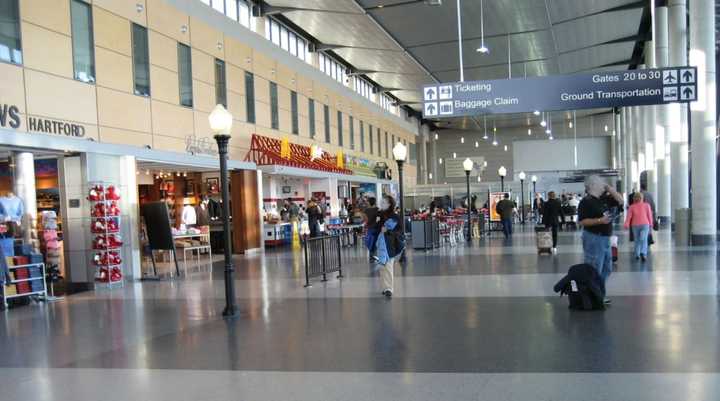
[542,191,564,253]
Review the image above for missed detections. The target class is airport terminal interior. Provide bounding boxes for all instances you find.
[1,0,719,400]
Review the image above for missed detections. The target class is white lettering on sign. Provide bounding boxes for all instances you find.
[455,82,492,93]
[592,74,620,83]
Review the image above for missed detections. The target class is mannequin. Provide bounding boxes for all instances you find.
[196,195,210,226]
[181,200,197,228]
[0,191,24,223]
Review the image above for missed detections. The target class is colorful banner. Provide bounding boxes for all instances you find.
[489,192,509,222]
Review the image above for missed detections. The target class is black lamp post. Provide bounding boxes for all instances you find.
[463,158,474,241]
[392,142,407,234]
[518,171,526,225]
[531,175,537,222]
[209,105,237,318]
[498,166,507,192]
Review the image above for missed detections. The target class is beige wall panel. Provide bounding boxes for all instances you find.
[95,47,133,93]
[278,87,291,112]
[254,104,271,129]
[93,7,131,55]
[228,145,247,162]
[150,66,180,105]
[189,17,224,59]
[275,63,296,91]
[231,121,255,144]
[21,0,71,35]
[192,80,216,113]
[149,31,178,72]
[224,37,252,68]
[279,109,291,133]
[297,75,313,98]
[191,48,214,84]
[151,100,193,138]
[226,64,245,95]
[25,70,97,125]
[146,0,190,44]
[254,77,269,103]
[226,91,247,122]
[96,87,150,132]
[22,24,73,78]
[297,94,308,117]
[99,126,152,147]
[252,52,275,81]
[298,116,309,138]
[193,110,219,141]
[151,134,186,153]
[0,63,26,112]
[93,0,147,26]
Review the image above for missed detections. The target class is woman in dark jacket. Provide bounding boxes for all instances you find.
[307,198,323,238]
[542,191,564,253]
[375,195,403,298]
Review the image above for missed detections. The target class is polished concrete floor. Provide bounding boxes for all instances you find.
[1,226,719,401]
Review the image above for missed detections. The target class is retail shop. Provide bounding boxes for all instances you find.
[244,134,391,247]
[0,127,258,304]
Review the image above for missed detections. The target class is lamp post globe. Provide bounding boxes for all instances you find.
[393,142,407,234]
[209,104,237,318]
[498,166,507,192]
[518,171,526,225]
[463,158,474,241]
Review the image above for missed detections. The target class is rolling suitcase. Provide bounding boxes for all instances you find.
[535,225,553,255]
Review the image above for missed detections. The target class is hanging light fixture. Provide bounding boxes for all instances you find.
[533,110,540,116]
[604,125,609,132]
[145,170,150,175]
[453,152,457,159]
[476,0,489,53]
[504,145,508,152]
[568,121,573,128]
[439,158,443,164]
[540,112,547,127]
[527,128,531,136]
[483,116,489,140]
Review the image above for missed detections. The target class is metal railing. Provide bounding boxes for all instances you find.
[303,235,343,287]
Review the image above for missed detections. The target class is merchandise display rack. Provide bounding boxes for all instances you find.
[88,182,124,288]
[2,262,47,308]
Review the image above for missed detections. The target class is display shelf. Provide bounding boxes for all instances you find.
[87,182,124,288]
[2,262,48,308]
[9,277,45,284]
[4,290,48,299]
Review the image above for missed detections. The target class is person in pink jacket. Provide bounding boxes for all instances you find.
[624,192,654,261]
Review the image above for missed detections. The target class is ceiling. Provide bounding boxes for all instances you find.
[263,0,647,132]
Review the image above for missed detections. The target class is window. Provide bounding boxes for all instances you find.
[385,131,389,158]
[178,43,193,107]
[266,17,308,62]
[323,105,330,143]
[270,20,280,46]
[308,99,316,138]
[225,0,238,21]
[360,121,365,152]
[245,71,255,123]
[337,111,343,146]
[349,116,354,150]
[131,24,150,96]
[369,124,374,154]
[215,58,227,107]
[270,82,279,130]
[392,135,395,149]
[289,32,297,56]
[0,0,20,64]
[70,0,95,82]
[377,128,381,156]
[409,142,418,163]
[211,0,224,13]
[239,1,251,27]
[280,26,289,51]
[291,91,299,135]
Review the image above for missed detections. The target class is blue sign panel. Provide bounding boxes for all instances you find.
[422,67,698,118]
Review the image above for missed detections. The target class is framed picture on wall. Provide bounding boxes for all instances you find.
[282,186,292,194]
[206,177,219,194]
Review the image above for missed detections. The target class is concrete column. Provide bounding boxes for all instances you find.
[689,0,717,243]
[622,108,632,195]
[611,112,619,169]
[643,46,657,198]
[429,132,438,184]
[668,0,689,224]
[13,152,37,248]
[654,6,671,223]
[631,106,640,189]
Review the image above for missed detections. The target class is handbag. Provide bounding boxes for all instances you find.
[653,219,659,231]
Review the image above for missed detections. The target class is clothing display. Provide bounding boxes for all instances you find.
[196,202,210,226]
[87,183,123,284]
[0,194,24,223]
[181,205,197,226]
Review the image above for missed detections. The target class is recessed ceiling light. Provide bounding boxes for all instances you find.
[475,141,479,148]
[546,129,551,134]
[492,140,498,146]
[460,137,464,144]
[604,125,609,132]
[549,136,554,140]
[453,152,457,158]
[527,129,531,135]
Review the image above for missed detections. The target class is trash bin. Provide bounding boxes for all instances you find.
[675,208,691,246]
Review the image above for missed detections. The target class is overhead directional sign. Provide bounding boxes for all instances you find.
[422,66,698,118]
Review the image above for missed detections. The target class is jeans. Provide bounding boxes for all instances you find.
[581,230,612,295]
[631,224,650,258]
[501,218,513,238]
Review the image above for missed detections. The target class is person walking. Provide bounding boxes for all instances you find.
[578,175,623,304]
[306,198,323,238]
[542,191,564,254]
[534,193,545,224]
[624,192,653,262]
[363,197,380,262]
[496,193,515,239]
[374,195,404,298]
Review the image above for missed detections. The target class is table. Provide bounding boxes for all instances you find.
[173,233,212,274]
